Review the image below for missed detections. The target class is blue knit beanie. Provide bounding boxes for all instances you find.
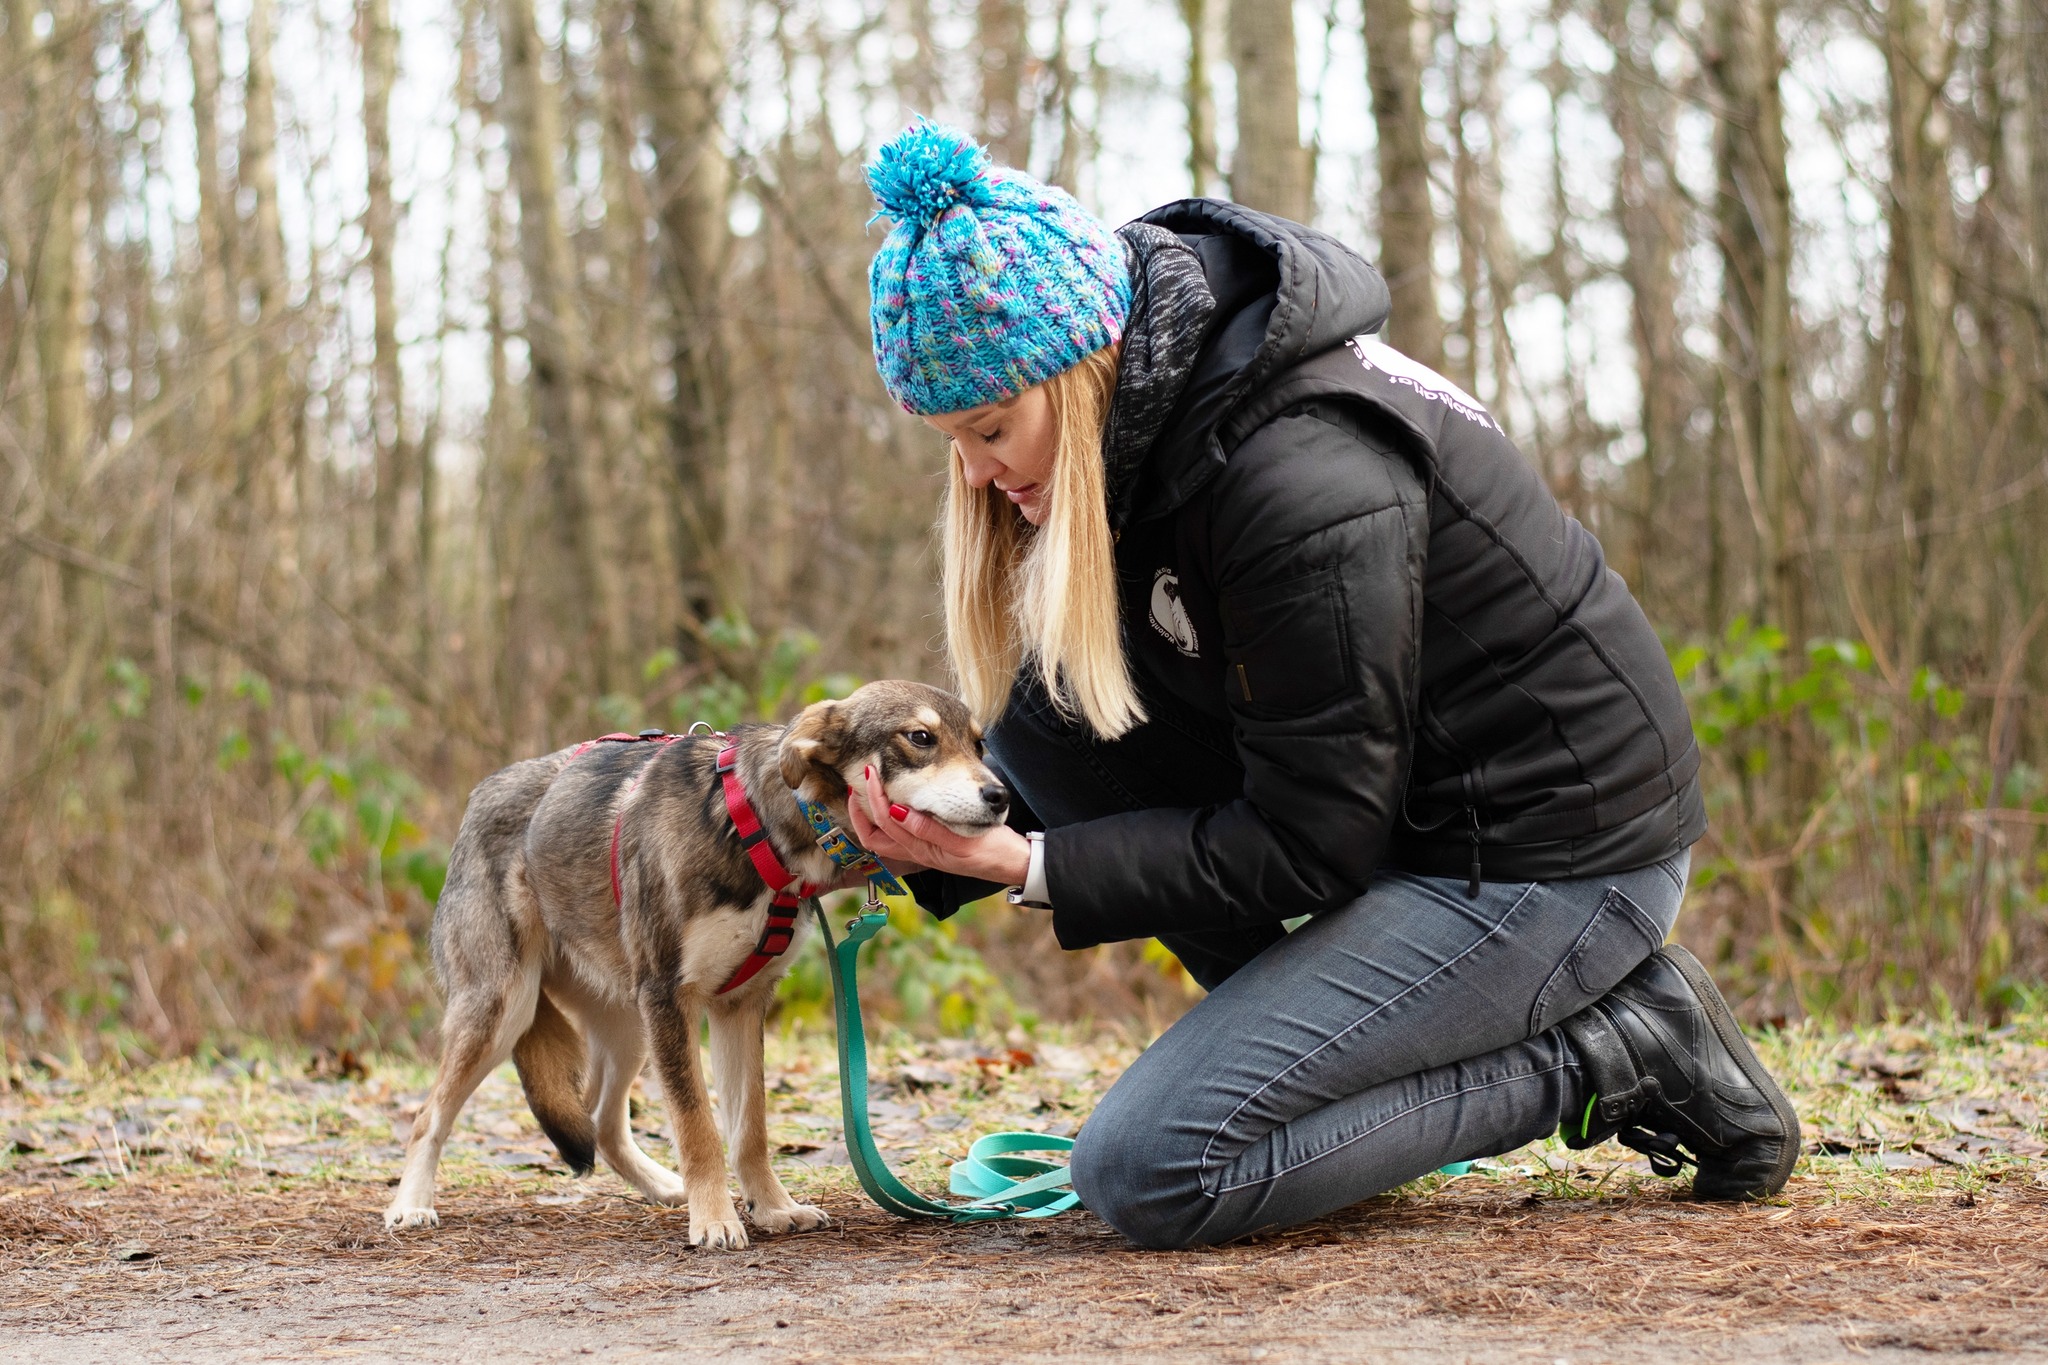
[866,121,1130,416]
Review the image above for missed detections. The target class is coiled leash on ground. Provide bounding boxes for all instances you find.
[816,896,1081,1222]
[815,897,1474,1222]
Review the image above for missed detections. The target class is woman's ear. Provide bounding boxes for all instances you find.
[778,700,845,793]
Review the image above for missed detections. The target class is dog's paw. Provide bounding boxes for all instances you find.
[383,1204,440,1231]
[689,1212,750,1250]
[749,1201,829,1235]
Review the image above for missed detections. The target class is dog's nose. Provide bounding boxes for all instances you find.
[979,783,1008,811]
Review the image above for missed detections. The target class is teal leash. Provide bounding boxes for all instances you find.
[816,897,1081,1222]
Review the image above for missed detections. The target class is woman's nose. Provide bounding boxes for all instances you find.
[956,446,1001,489]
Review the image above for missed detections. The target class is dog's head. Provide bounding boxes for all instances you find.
[778,681,1008,836]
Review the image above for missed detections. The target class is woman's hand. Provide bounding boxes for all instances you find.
[845,764,1032,888]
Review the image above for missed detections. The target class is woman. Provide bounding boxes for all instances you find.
[845,121,1798,1250]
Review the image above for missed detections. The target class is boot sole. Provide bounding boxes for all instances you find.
[1659,945,1801,1199]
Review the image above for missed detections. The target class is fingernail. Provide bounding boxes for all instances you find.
[864,766,873,781]
[889,804,909,821]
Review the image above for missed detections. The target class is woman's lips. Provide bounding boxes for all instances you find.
[1003,483,1040,505]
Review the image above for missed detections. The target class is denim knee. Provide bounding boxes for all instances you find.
[1070,1100,1213,1250]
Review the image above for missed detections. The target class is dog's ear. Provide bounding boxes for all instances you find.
[779,700,847,793]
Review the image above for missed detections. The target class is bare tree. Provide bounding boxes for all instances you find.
[1180,0,1222,196]
[1228,0,1312,221]
[1594,0,1689,596]
[1704,0,1798,644]
[1362,0,1445,365]
[2031,0,2048,322]
[176,0,233,439]
[978,0,1033,167]
[636,0,733,626]
[359,0,408,625]
[498,0,625,690]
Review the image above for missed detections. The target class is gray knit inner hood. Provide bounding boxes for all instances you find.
[1102,222,1217,531]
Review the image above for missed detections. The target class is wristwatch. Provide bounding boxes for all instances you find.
[1006,831,1052,908]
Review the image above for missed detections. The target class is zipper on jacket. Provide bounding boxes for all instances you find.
[1398,788,1484,896]
[1466,805,1482,899]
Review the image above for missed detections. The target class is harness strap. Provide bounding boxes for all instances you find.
[710,743,820,995]
[717,745,803,896]
[574,730,807,996]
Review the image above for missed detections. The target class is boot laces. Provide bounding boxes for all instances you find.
[1618,1127,1693,1177]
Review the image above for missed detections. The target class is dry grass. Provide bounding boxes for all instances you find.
[2,1016,2045,1358]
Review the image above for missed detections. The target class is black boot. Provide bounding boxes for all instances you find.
[1558,945,1800,1200]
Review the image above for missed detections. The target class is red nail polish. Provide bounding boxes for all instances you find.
[889,804,909,821]
[864,766,873,782]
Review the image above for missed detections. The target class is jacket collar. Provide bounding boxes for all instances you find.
[1111,200,1393,526]
[1103,223,1216,531]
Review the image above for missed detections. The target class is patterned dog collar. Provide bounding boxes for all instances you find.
[794,793,909,898]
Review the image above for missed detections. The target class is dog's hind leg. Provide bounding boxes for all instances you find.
[581,1004,687,1205]
[708,987,828,1234]
[384,966,539,1230]
[640,983,748,1249]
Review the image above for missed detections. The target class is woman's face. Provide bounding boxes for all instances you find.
[924,386,1057,526]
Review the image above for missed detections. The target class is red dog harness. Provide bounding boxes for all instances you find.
[577,729,817,995]
[711,744,824,992]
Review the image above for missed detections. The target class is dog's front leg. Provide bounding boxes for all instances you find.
[709,989,829,1235]
[639,982,748,1249]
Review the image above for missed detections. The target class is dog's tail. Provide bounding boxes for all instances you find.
[512,989,597,1175]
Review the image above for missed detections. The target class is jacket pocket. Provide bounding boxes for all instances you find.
[1219,567,1352,716]
[1527,885,1666,1036]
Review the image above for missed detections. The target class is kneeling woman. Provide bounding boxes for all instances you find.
[846,122,1798,1249]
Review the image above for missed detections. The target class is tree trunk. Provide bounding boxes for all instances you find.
[358,0,408,627]
[978,0,1032,167]
[635,0,732,628]
[497,0,622,695]
[2031,0,2048,323]
[891,0,941,117]
[1179,0,1221,196]
[32,3,93,484]
[1595,0,1685,595]
[1228,0,1311,222]
[177,0,233,441]
[1362,0,1443,366]
[1704,0,1799,647]
[1882,0,1959,670]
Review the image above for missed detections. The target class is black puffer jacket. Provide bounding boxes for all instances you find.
[920,200,1704,950]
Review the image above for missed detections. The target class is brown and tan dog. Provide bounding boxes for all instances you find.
[385,681,1006,1247]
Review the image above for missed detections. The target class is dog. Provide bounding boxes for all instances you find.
[384,680,1008,1247]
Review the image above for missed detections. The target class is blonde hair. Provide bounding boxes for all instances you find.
[941,345,1143,739]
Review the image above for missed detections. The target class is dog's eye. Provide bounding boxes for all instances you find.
[905,729,936,749]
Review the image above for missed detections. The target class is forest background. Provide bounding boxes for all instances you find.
[3,0,2046,1062]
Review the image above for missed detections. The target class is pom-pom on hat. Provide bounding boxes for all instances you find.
[866,120,1130,416]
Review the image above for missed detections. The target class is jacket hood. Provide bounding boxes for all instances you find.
[1120,199,1391,523]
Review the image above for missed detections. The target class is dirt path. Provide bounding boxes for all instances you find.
[7,1179,2048,1363]
[5,1020,2046,1362]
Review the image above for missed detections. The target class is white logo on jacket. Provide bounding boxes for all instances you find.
[1149,568,1200,658]
[1346,334,1502,433]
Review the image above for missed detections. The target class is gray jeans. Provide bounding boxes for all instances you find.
[1068,852,1689,1248]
